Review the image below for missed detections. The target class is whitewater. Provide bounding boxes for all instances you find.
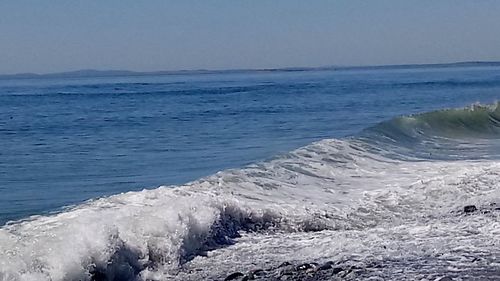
[1,102,500,280]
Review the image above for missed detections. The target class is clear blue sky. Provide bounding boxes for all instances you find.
[1,0,499,74]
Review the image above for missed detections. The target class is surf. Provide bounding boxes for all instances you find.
[1,103,499,281]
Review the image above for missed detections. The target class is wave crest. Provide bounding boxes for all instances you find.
[368,102,500,141]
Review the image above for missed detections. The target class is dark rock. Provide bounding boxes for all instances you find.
[464,205,477,213]
[224,272,246,281]
[318,261,334,270]
[331,267,344,274]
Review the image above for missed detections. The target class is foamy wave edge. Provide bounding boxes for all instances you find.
[2,103,500,281]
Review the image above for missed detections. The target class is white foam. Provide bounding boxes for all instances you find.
[1,138,499,280]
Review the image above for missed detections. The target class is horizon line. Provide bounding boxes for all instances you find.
[1,60,500,79]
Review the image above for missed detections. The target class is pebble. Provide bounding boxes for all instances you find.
[464,205,477,213]
[224,272,246,281]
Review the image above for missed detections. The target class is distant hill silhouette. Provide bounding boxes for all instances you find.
[1,61,500,80]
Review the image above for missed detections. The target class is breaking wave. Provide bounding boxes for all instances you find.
[1,103,500,281]
[359,102,500,160]
[368,102,500,140]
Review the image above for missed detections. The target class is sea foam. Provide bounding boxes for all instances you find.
[1,104,500,280]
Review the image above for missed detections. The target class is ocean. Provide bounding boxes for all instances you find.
[0,64,499,280]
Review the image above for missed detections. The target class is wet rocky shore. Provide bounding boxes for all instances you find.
[220,204,500,281]
[220,259,463,281]
[222,260,372,281]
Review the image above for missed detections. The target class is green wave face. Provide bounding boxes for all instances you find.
[360,103,500,160]
[374,102,500,141]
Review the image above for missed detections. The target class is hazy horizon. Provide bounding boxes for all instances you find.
[2,60,500,77]
[1,1,500,75]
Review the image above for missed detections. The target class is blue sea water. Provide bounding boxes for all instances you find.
[1,65,500,225]
[1,65,500,280]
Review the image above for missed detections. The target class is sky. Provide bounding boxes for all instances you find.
[1,0,500,74]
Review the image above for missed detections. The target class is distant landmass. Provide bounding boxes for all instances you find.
[1,61,500,80]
